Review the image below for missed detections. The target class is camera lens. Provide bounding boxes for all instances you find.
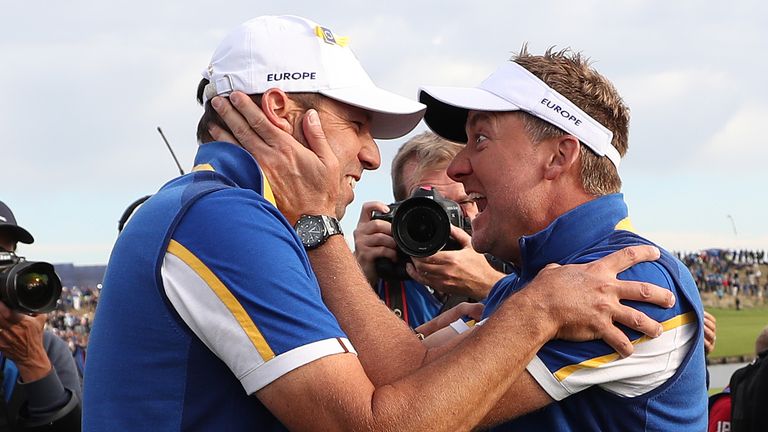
[392,198,451,257]
[406,209,438,243]
[17,271,54,311]
[0,261,62,314]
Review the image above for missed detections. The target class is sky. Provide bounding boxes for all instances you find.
[2,0,766,265]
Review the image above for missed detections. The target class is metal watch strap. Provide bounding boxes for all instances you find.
[320,215,343,237]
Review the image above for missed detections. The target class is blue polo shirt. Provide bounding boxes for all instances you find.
[483,194,707,431]
[84,142,355,431]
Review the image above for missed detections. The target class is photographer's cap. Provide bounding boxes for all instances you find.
[202,15,426,140]
[419,62,620,168]
[0,201,34,244]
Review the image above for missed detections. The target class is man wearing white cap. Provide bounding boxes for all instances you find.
[85,17,676,431]
[413,48,707,430]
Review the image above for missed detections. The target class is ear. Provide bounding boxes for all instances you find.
[543,135,580,181]
[261,88,301,135]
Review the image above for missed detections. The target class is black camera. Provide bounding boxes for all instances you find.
[372,186,471,280]
[0,250,62,314]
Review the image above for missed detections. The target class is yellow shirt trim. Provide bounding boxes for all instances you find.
[553,311,696,382]
[614,217,635,233]
[191,163,215,172]
[261,172,276,207]
[613,216,635,232]
[167,239,275,361]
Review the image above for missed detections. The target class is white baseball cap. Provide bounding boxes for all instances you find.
[419,62,621,168]
[202,15,426,140]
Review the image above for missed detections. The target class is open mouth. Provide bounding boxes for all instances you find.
[469,192,486,213]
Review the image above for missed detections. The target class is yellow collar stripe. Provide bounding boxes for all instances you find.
[191,163,275,206]
[167,239,275,360]
[261,172,276,207]
[553,311,695,382]
[614,217,635,233]
[191,163,215,172]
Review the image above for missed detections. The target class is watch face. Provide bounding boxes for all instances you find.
[296,216,326,248]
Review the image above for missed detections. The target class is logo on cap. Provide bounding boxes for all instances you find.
[314,26,349,47]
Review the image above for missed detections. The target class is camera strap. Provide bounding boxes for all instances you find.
[381,279,410,327]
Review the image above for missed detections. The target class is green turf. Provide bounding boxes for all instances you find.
[706,305,768,358]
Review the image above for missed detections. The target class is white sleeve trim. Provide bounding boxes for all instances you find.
[526,321,697,400]
[527,355,571,401]
[449,319,471,334]
[242,337,357,394]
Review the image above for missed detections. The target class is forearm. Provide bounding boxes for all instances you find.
[310,236,428,384]
[289,292,557,431]
[368,290,557,431]
[312,237,557,384]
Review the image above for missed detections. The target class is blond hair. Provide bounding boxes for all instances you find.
[513,46,630,195]
[391,132,463,200]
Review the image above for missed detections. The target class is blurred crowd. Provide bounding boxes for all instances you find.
[46,285,99,375]
[676,249,767,302]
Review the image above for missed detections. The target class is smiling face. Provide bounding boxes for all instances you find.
[446,111,549,263]
[291,97,381,220]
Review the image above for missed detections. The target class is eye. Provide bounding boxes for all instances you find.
[349,119,366,133]
[475,134,488,144]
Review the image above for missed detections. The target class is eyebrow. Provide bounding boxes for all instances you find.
[466,112,496,133]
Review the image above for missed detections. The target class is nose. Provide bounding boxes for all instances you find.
[359,133,381,171]
[447,147,471,182]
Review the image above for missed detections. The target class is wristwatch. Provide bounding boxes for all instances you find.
[294,214,343,250]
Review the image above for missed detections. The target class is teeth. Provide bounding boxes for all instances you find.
[468,192,484,200]
[348,177,357,190]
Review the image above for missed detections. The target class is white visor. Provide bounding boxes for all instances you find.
[419,62,620,168]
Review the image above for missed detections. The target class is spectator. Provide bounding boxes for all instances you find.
[0,201,81,431]
[708,325,768,432]
[354,131,507,326]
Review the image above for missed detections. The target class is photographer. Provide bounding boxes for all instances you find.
[0,201,81,431]
[354,132,507,327]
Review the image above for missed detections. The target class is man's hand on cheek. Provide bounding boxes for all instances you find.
[211,92,340,223]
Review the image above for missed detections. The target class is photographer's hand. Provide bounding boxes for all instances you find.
[407,225,504,300]
[210,92,339,223]
[353,201,400,287]
[0,302,51,382]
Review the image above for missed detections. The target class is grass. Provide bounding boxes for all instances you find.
[705,305,768,358]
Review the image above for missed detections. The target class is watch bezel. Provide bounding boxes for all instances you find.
[294,214,342,249]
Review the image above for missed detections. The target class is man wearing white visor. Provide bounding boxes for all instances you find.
[416,48,707,430]
[85,16,678,431]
